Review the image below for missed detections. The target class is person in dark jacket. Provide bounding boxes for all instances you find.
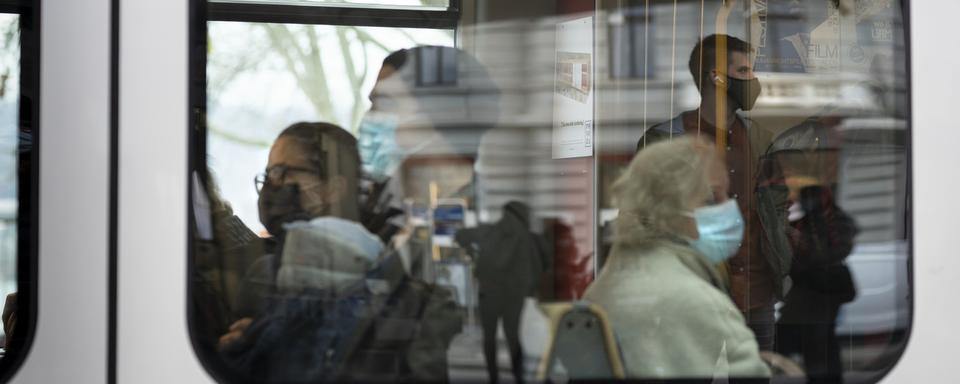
[777,185,857,383]
[455,201,549,384]
[637,34,793,352]
[217,122,373,377]
[772,118,859,383]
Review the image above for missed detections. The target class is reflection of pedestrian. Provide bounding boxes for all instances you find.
[455,201,548,384]
[777,185,857,383]
[360,45,501,282]
[637,34,792,352]
[359,45,499,187]
[771,120,859,383]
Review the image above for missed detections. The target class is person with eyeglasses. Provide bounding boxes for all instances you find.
[216,122,377,377]
[252,122,362,237]
[218,122,462,382]
[226,122,368,319]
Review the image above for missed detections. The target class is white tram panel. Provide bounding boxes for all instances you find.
[11,0,110,382]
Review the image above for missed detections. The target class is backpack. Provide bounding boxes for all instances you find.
[333,254,463,382]
[221,253,463,383]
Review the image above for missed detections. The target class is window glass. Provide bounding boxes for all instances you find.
[210,0,450,10]
[191,0,910,382]
[206,22,453,235]
[595,1,909,381]
[0,13,19,352]
[0,0,38,376]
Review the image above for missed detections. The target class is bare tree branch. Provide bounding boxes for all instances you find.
[208,32,271,101]
[396,28,422,46]
[337,27,366,130]
[208,123,272,148]
[355,28,370,87]
[304,26,334,118]
[261,24,304,78]
[353,27,391,53]
[259,24,334,119]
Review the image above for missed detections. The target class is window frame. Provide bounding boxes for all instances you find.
[0,0,40,380]
[208,0,460,28]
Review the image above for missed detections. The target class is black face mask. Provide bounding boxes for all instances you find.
[726,77,761,111]
[258,183,312,237]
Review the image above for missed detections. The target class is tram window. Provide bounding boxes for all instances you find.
[190,0,910,382]
[0,0,38,380]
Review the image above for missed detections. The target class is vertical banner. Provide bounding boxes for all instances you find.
[552,16,595,159]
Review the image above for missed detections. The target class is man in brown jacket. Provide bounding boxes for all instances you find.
[637,34,793,352]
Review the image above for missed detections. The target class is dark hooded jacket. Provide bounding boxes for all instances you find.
[455,201,549,296]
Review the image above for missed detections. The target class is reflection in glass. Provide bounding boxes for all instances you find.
[0,13,18,356]
[192,0,910,382]
[206,22,453,236]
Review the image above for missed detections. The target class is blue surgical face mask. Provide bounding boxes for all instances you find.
[358,111,435,179]
[684,199,745,264]
[358,111,403,178]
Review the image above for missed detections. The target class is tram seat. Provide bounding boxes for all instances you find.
[535,301,626,380]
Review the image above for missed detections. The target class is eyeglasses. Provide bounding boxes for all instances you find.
[254,164,321,193]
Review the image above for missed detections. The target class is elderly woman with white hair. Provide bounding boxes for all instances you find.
[583,137,770,379]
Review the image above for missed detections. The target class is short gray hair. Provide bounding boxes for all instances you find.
[612,137,715,246]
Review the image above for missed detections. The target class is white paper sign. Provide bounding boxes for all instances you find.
[552,16,595,159]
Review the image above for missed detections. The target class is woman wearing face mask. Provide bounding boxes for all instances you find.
[221,122,462,382]
[227,122,368,317]
[583,137,770,379]
[221,121,379,333]
[358,46,500,181]
[356,46,501,264]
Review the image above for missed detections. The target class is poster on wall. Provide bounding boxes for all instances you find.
[751,0,897,74]
[552,16,594,159]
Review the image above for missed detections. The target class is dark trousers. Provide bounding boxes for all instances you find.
[777,322,843,383]
[744,300,776,352]
[479,287,525,384]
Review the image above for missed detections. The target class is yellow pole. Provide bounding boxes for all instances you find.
[714,0,737,153]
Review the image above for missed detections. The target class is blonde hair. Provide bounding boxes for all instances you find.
[612,137,717,246]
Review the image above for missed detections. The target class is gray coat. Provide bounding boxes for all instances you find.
[584,240,771,379]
